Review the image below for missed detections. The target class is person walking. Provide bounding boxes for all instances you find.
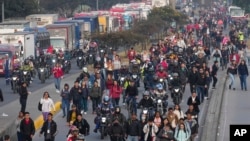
[20,112,35,141]
[90,81,102,114]
[174,123,191,141]
[211,61,219,89]
[238,60,249,91]
[125,113,141,141]
[15,111,24,141]
[143,118,159,141]
[52,63,63,93]
[40,92,56,121]
[72,114,90,136]
[60,83,71,118]
[110,80,122,106]
[70,81,82,111]
[3,54,12,85]
[19,82,31,113]
[39,113,58,141]
[157,124,174,141]
[80,81,89,115]
[113,55,121,80]
[227,63,237,90]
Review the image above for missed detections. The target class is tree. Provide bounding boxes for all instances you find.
[233,0,250,13]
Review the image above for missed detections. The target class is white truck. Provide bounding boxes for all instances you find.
[0,32,35,59]
[26,14,59,27]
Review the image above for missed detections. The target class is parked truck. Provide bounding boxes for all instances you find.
[26,14,59,27]
[45,24,75,52]
[54,20,84,49]
[0,32,35,59]
[73,15,99,34]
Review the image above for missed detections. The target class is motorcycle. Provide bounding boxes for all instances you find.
[171,86,182,105]
[38,67,47,83]
[20,70,31,86]
[131,73,140,87]
[88,53,94,64]
[11,74,20,93]
[153,95,168,115]
[77,55,85,69]
[140,107,153,123]
[99,115,109,140]
[99,48,105,58]
[158,78,167,90]
[63,60,71,73]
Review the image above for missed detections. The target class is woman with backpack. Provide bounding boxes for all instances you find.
[40,91,55,121]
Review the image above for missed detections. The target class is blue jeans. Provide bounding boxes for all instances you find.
[82,98,88,112]
[112,98,120,107]
[54,77,61,90]
[126,96,137,114]
[113,69,119,80]
[196,86,205,103]
[127,135,139,141]
[229,73,235,88]
[17,131,23,141]
[61,99,70,116]
[239,75,247,90]
[4,69,10,85]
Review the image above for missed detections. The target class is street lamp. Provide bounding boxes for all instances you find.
[96,0,99,10]
[2,0,4,22]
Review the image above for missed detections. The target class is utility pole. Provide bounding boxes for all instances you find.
[96,0,99,10]
[2,1,4,22]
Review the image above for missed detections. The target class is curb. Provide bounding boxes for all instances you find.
[34,101,61,131]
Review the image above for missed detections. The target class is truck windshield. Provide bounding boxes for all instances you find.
[50,39,65,48]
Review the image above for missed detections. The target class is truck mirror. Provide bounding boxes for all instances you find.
[36,41,40,47]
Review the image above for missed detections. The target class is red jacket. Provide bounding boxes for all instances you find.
[47,46,54,54]
[160,61,168,70]
[156,71,168,78]
[127,50,136,61]
[53,67,63,78]
[110,85,122,98]
[106,79,114,90]
[229,54,240,64]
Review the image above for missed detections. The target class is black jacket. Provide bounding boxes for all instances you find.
[109,123,125,137]
[40,120,57,137]
[125,119,141,136]
[187,96,201,113]
[72,119,90,135]
[196,74,206,86]
[67,110,81,123]
[188,71,198,84]
[138,98,154,108]
[227,66,237,75]
[20,118,35,136]
[211,64,219,76]
[125,85,138,97]
[19,86,28,99]
[70,86,81,102]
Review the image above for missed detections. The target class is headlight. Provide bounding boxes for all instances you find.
[100,50,104,52]
[159,78,163,82]
[170,77,173,80]
[101,117,106,122]
[174,88,180,92]
[52,59,56,63]
[89,54,92,57]
[110,47,112,50]
[40,68,44,72]
[157,99,162,103]
[65,60,68,63]
[132,75,137,79]
[120,77,125,81]
[12,77,17,80]
[23,71,27,75]
[78,57,82,59]
[168,75,171,77]
[142,109,148,114]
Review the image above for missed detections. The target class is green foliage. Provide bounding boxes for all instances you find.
[233,0,250,13]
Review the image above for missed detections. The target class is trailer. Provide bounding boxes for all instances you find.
[73,15,99,34]
[26,14,59,27]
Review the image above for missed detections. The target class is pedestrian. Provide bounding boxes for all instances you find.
[3,54,12,85]
[125,80,138,114]
[188,66,198,93]
[40,92,56,121]
[15,111,24,141]
[70,81,82,111]
[143,117,159,141]
[39,113,58,141]
[89,81,102,114]
[196,68,206,103]
[20,112,35,141]
[109,118,125,141]
[60,83,71,118]
[19,82,31,113]
[3,135,10,141]
[113,55,121,80]
[157,124,174,141]
[125,113,141,141]
[238,60,249,91]
[211,61,219,89]
[174,123,191,141]
[106,59,114,76]
[173,104,184,120]
[227,63,237,90]
[110,80,122,107]
[184,105,198,123]
[204,70,211,99]
[72,114,90,136]
[52,62,63,93]
[106,74,114,96]
[66,104,80,126]
[165,108,179,130]
[0,88,3,102]
[184,113,199,141]
[187,92,200,114]
[80,81,89,115]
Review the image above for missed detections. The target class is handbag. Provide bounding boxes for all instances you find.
[38,101,42,111]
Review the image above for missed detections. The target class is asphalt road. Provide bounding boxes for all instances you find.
[217,73,250,141]
[0,59,81,108]
[32,77,209,141]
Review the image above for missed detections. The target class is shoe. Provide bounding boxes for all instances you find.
[204,97,208,100]
[93,129,97,133]
[229,85,231,89]
[81,110,83,114]
[2,113,8,117]
[245,88,247,91]
[212,87,216,89]
[233,88,236,90]
[123,103,126,106]
[56,90,60,93]
[84,112,87,115]
[62,115,65,118]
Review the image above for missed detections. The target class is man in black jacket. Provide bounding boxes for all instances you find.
[72,114,90,136]
[125,113,141,141]
[109,118,125,141]
[39,113,57,141]
[195,69,207,103]
[187,92,201,114]
[70,81,82,110]
[188,66,198,93]
[125,80,138,114]
[20,112,35,141]
[19,82,31,113]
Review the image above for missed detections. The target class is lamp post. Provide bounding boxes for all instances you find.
[2,0,4,22]
[96,0,99,10]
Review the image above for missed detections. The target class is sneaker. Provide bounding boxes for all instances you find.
[2,113,8,117]
[62,115,65,118]
[123,103,126,106]
[81,110,83,114]
[204,97,208,100]
[84,112,87,115]
[93,129,97,133]
[56,90,60,93]
[233,88,236,90]
[229,85,231,89]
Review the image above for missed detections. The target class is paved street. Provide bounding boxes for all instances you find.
[217,74,250,141]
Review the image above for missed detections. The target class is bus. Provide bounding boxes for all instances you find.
[228,6,245,19]
[23,27,50,57]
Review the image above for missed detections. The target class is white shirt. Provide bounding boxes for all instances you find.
[113,60,121,70]
[173,110,184,120]
[40,98,55,112]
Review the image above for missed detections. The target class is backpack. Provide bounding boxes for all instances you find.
[38,101,42,111]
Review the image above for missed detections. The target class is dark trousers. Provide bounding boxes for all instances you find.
[17,131,23,141]
[190,83,196,93]
[92,97,100,112]
[45,137,55,141]
[212,75,217,87]
[112,98,120,107]
[20,98,27,113]
[4,69,10,85]
[23,134,32,141]
[114,70,119,80]
[110,136,123,141]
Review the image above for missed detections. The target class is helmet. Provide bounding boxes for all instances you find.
[103,95,110,103]
[157,84,163,90]
[82,67,88,73]
[115,106,121,114]
[173,73,179,77]
[143,91,150,96]
[96,56,101,61]
[24,59,29,65]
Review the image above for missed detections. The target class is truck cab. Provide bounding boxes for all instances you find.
[50,37,66,52]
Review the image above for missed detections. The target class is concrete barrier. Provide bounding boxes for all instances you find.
[201,73,228,141]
